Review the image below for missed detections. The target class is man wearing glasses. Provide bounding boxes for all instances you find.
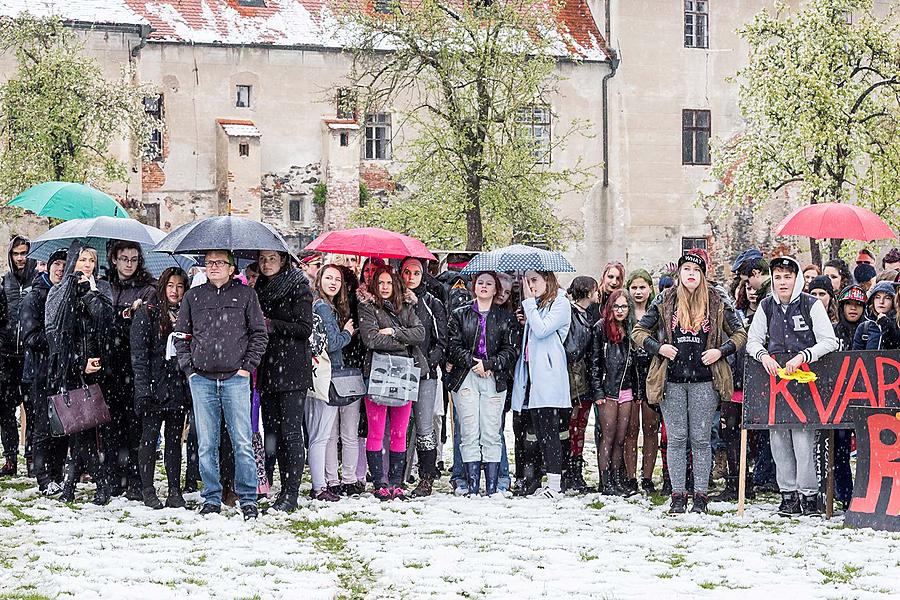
[175,250,268,519]
[105,240,157,500]
[299,253,323,285]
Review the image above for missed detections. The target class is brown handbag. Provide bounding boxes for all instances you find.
[48,382,111,437]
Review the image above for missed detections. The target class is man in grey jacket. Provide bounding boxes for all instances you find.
[746,256,839,517]
[175,250,268,519]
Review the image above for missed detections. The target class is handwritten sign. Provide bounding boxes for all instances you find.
[844,407,900,532]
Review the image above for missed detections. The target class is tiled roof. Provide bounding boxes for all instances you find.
[217,118,262,137]
[0,0,608,60]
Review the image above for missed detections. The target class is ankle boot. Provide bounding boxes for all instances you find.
[710,476,739,502]
[609,468,626,496]
[165,489,187,509]
[60,462,77,503]
[93,479,111,506]
[388,451,407,488]
[570,455,589,493]
[0,456,16,477]
[600,470,616,495]
[464,461,482,496]
[484,463,500,496]
[366,450,385,491]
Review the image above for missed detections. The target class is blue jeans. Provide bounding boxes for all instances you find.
[451,406,464,486]
[499,415,510,491]
[189,374,258,507]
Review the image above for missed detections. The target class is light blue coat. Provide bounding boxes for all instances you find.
[511,289,571,411]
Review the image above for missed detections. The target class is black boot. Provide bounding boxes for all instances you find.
[366,450,385,491]
[411,448,437,497]
[142,487,163,510]
[165,489,187,509]
[484,463,500,496]
[599,470,617,496]
[388,451,407,488]
[560,455,573,493]
[93,479,111,506]
[800,493,822,517]
[709,476,739,502]
[618,469,638,496]
[690,492,709,514]
[570,455,590,493]
[464,462,482,496]
[609,468,626,496]
[640,478,656,494]
[777,492,801,517]
[60,462,77,503]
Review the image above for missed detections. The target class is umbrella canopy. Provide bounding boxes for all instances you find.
[460,244,575,275]
[305,227,436,260]
[8,182,129,220]
[27,217,195,277]
[153,215,298,261]
[775,203,897,241]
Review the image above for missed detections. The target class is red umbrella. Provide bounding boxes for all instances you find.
[775,203,897,241]
[305,227,436,260]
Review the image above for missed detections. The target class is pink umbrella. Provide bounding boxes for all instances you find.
[775,203,897,241]
[305,227,436,260]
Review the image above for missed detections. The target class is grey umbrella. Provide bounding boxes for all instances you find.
[459,244,575,274]
[153,215,298,261]
[27,217,196,277]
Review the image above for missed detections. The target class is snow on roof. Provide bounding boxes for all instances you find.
[217,119,262,137]
[0,0,148,26]
[0,0,608,60]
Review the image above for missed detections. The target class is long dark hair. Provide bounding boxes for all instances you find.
[368,265,404,309]
[156,267,188,337]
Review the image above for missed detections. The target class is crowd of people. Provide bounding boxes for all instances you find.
[1,233,899,520]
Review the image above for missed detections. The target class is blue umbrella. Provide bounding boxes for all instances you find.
[459,244,575,274]
[8,181,129,219]
[27,217,196,277]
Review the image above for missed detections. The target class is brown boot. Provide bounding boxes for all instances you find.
[222,479,238,507]
[410,475,434,498]
[0,456,16,477]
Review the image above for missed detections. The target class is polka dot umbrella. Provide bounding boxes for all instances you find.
[459,244,575,274]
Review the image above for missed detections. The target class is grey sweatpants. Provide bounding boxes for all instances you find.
[770,428,818,495]
[660,381,718,494]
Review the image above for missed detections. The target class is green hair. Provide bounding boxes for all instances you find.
[625,269,656,305]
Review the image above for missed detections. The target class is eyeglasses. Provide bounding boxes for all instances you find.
[117,257,140,265]
[612,305,629,311]
[206,260,231,268]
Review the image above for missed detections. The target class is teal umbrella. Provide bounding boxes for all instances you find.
[7,181,129,219]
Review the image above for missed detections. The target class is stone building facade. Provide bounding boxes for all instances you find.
[4,1,890,275]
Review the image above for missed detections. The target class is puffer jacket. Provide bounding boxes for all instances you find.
[446,303,518,393]
[588,319,636,401]
[852,281,899,350]
[358,299,426,378]
[632,286,747,405]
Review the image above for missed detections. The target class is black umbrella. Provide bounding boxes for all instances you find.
[152,215,297,261]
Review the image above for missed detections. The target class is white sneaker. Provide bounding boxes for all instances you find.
[42,481,63,497]
[529,487,561,499]
[453,481,468,496]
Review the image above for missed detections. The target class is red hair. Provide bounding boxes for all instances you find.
[601,289,628,344]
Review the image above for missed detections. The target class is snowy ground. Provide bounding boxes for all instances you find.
[2,467,899,600]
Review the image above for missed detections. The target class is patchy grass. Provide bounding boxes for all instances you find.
[587,499,606,510]
[579,550,598,561]
[819,564,863,585]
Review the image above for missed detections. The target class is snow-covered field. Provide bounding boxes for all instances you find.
[1,469,899,600]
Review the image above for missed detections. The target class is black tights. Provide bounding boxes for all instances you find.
[524,407,564,476]
[138,411,185,493]
[598,400,631,472]
[720,401,742,477]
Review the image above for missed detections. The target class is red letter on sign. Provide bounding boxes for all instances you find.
[808,357,850,424]
[849,414,900,517]
[769,371,807,425]
[876,357,900,409]
[835,358,878,423]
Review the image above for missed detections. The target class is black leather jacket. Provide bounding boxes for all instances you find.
[588,319,636,401]
[446,303,518,393]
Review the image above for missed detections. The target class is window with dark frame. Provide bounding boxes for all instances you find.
[236,85,251,108]
[239,142,250,157]
[516,105,552,164]
[289,196,303,222]
[364,113,392,160]
[237,0,266,6]
[143,95,163,161]
[682,109,711,165]
[682,237,708,253]
[684,1,709,49]
[339,132,349,147]
[336,87,357,120]
[374,0,392,13]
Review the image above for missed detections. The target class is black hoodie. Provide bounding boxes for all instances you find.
[1,235,38,355]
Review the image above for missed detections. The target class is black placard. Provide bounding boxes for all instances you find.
[742,351,900,430]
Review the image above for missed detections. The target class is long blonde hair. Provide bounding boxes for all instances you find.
[675,266,709,331]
